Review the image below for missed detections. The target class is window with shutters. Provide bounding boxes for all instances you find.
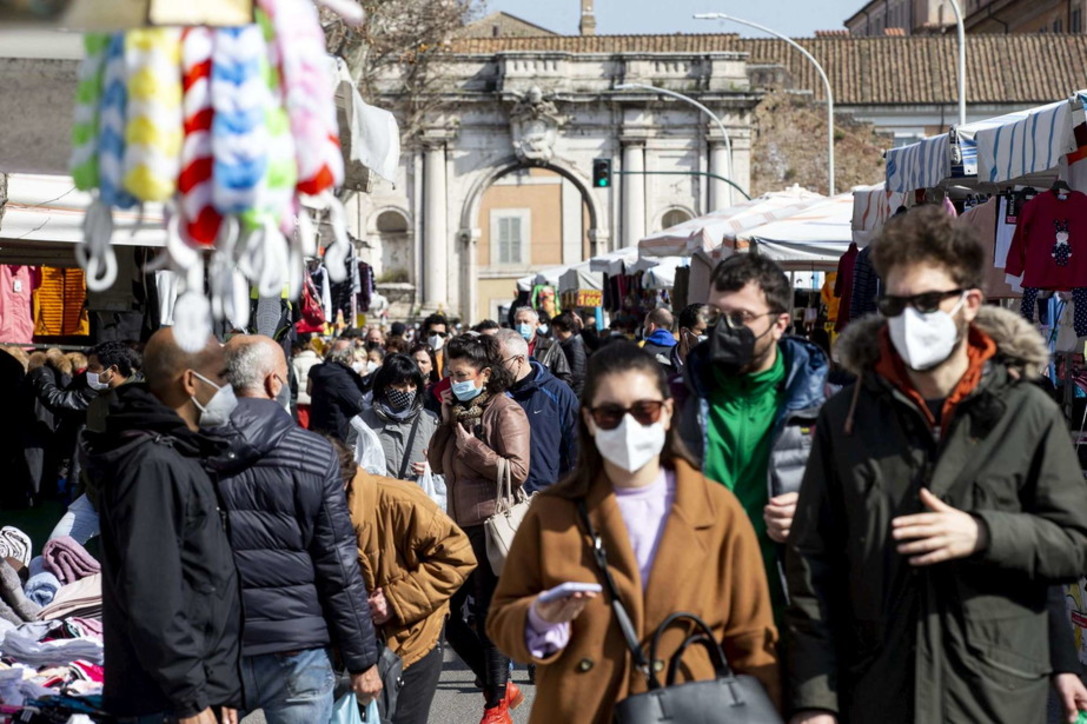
[490,209,530,267]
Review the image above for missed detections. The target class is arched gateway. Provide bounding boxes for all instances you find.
[354,49,759,321]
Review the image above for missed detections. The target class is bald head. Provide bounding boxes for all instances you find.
[143,328,227,430]
[225,335,289,399]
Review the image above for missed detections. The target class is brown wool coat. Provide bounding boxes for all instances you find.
[347,470,477,668]
[427,393,531,528]
[487,459,781,723]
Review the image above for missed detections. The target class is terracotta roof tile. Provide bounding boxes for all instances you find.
[447,34,1087,106]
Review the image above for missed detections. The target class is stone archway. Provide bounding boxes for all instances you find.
[456,154,610,323]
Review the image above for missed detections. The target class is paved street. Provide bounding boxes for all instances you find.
[242,646,537,724]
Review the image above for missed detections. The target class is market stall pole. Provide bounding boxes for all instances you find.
[694,12,835,196]
[949,0,966,128]
[613,83,742,208]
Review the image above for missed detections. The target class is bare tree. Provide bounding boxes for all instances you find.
[322,0,482,147]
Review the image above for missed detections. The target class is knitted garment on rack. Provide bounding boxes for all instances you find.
[70,34,109,191]
[179,26,222,246]
[97,34,138,209]
[259,0,343,196]
[211,25,271,216]
[123,28,183,203]
[250,7,297,231]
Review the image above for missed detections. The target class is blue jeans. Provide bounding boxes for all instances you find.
[241,648,335,724]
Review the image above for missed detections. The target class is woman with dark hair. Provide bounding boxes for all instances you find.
[409,343,442,415]
[487,342,780,723]
[427,334,530,724]
[351,354,440,482]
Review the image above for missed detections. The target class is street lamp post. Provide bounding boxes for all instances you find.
[694,12,836,196]
[614,82,742,207]
[947,0,967,127]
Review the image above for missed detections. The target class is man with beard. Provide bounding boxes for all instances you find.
[785,207,1087,724]
[678,254,828,614]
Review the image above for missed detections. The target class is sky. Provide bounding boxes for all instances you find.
[480,0,863,38]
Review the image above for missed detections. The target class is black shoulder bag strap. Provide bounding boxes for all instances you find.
[576,499,651,677]
[397,412,423,480]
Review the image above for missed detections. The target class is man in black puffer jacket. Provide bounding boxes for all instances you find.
[205,335,382,724]
[308,338,369,442]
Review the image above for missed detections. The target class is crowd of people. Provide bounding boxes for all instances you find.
[1,205,1086,724]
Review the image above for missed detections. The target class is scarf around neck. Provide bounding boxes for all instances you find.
[453,389,493,423]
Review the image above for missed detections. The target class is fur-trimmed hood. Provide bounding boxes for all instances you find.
[836,306,1049,380]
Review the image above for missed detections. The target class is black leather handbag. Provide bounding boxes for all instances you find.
[576,502,783,724]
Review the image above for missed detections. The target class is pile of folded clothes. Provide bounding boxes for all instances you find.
[0,527,106,718]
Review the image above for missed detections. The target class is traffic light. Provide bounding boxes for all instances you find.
[592,158,612,188]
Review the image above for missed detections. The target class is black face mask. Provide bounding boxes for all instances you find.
[709,318,756,372]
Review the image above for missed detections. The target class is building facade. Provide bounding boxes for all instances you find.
[845,0,958,35]
[965,0,1087,33]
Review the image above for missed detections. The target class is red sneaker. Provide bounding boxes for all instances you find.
[505,681,525,710]
[479,700,513,724]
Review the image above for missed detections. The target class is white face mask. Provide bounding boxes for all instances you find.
[365,360,380,375]
[191,372,239,428]
[887,294,966,371]
[351,361,366,374]
[428,334,445,352]
[593,415,667,473]
[86,371,111,391]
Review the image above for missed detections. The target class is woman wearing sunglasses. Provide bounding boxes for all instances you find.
[487,342,780,723]
[427,333,531,724]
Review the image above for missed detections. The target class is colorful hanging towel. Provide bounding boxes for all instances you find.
[70,34,109,191]
[123,28,184,203]
[97,34,138,209]
[211,25,272,216]
[179,26,222,246]
[260,0,343,196]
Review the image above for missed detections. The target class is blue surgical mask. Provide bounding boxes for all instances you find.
[452,379,483,402]
[517,323,534,341]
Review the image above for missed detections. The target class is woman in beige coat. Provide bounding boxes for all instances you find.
[427,333,530,724]
[487,342,780,723]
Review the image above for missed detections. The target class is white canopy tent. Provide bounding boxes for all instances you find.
[641,257,686,290]
[558,266,602,294]
[638,186,825,260]
[737,194,856,269]
[589,247,639,277]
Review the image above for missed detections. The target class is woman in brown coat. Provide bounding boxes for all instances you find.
[427,333,531,724]
[487,342,780,723]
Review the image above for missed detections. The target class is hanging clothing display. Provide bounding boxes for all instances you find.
[154,271,180,327]
[848,246,880,320]
[357,260,373,313]
[957,198,1023,299]
[1006,189,1087,290]
[820,272,840,325]
[33,267,89,337]
[833,243,859,332]
[0,265,36,344]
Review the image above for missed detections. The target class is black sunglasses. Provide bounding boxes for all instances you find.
[877,289,965,317]
[589,400,665,430]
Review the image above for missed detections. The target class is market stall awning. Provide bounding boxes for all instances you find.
[885,134,950,193]
[970,94,1084,183]
[738,194,855,267]
[851,182,908,246]
[641,256,686,290]
[558,265,601,294]
[590,247,639,277]
[1,174,167,246]
[638,186,824,259]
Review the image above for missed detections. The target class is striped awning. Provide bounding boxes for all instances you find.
[739,194,856,267]
[970,94,1083,183]
[885,134,951,192]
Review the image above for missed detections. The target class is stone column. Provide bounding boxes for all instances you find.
[709,140,733,212]
[460,228,481,323]
[621,140,646,248]
[422,139,448,310]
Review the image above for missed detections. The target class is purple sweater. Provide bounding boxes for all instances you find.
[526,469,677,657]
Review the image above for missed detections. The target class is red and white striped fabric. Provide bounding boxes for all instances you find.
[179,27,221,246]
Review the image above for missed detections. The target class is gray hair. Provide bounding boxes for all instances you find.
[327,340,356,366]
[226,341,278,394]
[513,306,539,322]
[494,328,529,358]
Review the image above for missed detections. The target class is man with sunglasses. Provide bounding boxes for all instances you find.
[678,253,828,616]
[785,207,1087,724]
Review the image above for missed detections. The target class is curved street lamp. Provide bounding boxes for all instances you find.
[694,12,836,196]
[614,82,740,206]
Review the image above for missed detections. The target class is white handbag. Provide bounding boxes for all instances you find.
[483,457,531,576]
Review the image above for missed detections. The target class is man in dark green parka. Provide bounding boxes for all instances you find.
[786,206,1087,724]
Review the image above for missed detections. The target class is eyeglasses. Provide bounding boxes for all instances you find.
[705,307,777,330]
[877,289,965,317]
[589,400,665,430]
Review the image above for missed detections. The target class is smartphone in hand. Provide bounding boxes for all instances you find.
[538,582,603,604]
